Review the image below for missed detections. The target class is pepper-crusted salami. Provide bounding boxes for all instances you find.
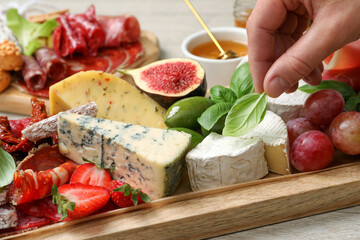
[97,14,141,47]
[34,47,67,82]
[21,56,47,91]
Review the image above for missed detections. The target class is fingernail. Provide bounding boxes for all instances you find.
[267,77,290,97]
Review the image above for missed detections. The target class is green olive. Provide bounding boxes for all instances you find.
[164,97,214,130]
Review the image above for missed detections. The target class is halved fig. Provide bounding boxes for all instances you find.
[120,58,207,108]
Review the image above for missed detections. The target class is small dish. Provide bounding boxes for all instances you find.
[181,27,248,88]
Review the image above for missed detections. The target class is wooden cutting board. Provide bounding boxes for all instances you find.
[3,153,360,240]
[0,30,160,116]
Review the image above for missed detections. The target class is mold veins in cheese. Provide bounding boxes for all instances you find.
[240,110,291,175]
[49,70,167,129]
[57,113,191,200]
[186,133,268,191]
[267,81,310,123]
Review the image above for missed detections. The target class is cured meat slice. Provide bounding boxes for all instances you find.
[0,205,17,230]
[14,210,52,231]
[66,55,110,76]
[99,42,143,73]
[53,14,88,58]
[9,118,32,139]
[22,56,47,91]
[69,5,105,56]
[34,47,67,82]
[97,14,141,47]
[0,189,9,206]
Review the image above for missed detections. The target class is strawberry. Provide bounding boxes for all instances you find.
[52,183,110,220]
[109,180,150,208]
[70,163,112,189]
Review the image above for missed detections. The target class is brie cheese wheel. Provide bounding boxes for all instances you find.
[240,110,291,175]
[267,80,310,123]
[186,133,268,191]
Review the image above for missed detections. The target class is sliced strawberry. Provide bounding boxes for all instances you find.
[70,163,112,189]
[109,180,150,208]
[52,183,110,220]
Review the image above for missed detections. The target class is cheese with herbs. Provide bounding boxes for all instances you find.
[240,110,291,175]
[57,113,191,199]
[186,133,268,191]
[267,81,310,123]
[49,71,167,129]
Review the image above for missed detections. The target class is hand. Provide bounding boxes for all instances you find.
[246,0,360,97]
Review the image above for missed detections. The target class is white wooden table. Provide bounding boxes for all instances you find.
[2,0,360,239]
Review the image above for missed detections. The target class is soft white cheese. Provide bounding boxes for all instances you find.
[240,110,291,175]
[186,133,268,191]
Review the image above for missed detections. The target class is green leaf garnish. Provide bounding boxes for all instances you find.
[0,146,16,188]
[222,93,267,137]
[230,62,254,99]
[210,85,237,104]
[6,8,58,55]
[345,94,360,111]
[197,102,233,131]
[298,80,356,100]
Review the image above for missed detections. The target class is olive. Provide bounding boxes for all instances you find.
[164,96,214,130]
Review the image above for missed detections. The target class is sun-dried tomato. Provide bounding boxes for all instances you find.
[30,97,48,124]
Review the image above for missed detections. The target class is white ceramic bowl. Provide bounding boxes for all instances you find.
[181,27,248,88]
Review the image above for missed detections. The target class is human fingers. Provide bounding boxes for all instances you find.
[246,0,288,93]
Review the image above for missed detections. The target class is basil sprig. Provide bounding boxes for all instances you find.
[298,80,360,111]
[0,146,16,188]
[198,62,267,136]
[223,93,267,136]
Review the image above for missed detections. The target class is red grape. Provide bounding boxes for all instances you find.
[291,130,334,172]
[286,118,320,146]
[329,111,360,155]
[304,89,344,125]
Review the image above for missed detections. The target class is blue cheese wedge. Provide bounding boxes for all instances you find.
[186,133,268,191]
[57,112,191,199]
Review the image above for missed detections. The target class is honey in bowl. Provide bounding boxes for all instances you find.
[190,40,247,59]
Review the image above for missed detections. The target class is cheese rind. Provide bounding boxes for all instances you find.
[57,113,191,199]
[240,110,291,175]
[267,81,310,123]
[50,71,167,129]
[186,133,268,191]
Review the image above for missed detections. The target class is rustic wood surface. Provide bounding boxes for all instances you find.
[1,0,360,239]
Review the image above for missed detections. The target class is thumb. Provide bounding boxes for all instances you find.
[263,18,349,98]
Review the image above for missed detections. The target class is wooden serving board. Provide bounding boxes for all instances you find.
[3,153,360,240]
[0,30,160,116]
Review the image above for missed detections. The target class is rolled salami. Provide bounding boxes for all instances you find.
[97,14,141,48]
[22,56,47,91]
[34,47,67,82]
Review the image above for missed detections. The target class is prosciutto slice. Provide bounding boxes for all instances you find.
[97,15,141,47]
[21,56,47,91]
[53,5,105,58]
[34,47,67,82]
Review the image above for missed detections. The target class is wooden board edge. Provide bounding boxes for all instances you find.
[5,162,360,240]
[0,30,160,116]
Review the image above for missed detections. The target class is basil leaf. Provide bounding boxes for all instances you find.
[345,94,360,111]
[210,85,237,104]
[223,93,267,137]
[0,147,16,188]
[230,62,254,99]
[198,102,233,131]
[298,80,356,100]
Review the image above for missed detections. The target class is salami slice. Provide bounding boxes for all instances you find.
[34,47,67,82]
[66,55,110,76]
[22,56,47,91]
[97,14,141,47]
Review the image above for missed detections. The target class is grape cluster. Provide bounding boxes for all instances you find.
[286,89,360,172]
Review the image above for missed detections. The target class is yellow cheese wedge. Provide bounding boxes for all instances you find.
[49,71,167,129]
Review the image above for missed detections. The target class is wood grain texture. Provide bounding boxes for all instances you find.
[4,162,360,240]
[0,30,160,116]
